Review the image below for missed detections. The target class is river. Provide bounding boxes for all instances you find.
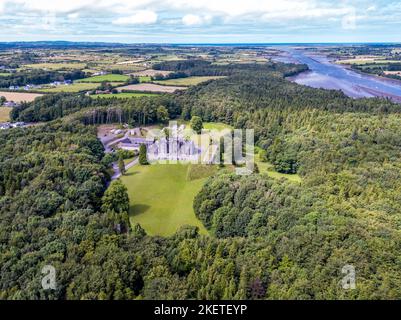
[273,47,401,102]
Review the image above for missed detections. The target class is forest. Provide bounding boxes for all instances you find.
[1,59,401,299]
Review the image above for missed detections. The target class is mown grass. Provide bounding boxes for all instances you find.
[77,74,130,83]
[120,164,209,237]
[0,107,11,122]
[254,147,302,183]
[37,82,100,93]
[203,122,233,131]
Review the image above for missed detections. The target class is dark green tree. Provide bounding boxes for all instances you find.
[190,116,203,134]
[139,144,149,165]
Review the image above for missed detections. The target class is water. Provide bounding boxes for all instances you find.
[278,48,401,101]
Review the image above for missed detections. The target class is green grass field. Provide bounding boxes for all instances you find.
[38,82,100,93]
[92,92,158,99]
[203,122,233,131]
[78,74,130,83]
[22,63,87,70]
[153,76,225,86]
[138,76,151,83]
[120,164,209,237]
[0,73,10,77]
[0,107,11,122]
[256,161,302,183]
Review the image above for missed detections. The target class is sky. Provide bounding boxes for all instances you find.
[0,0,400,43]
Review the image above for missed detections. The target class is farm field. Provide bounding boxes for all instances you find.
[338,58,400,65]
[77,74,130,83]
[0,107,12,122]
[37,82,101,93]
[120,164,209,237]
[0,91,43,102]
[132,69,172,77]
[138,76,151,82]
[22,63,87,70]
[153,76,225,86]
[117,83,187,93]
[92,92,158,99]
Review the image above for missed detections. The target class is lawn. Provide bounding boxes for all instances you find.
[120,164,209,237]
[203,122,233,131]
[38,82,100,93]
[77,74,130,83]
[153,76,225,86]
[0,107,11,122]
[92,92,158,99]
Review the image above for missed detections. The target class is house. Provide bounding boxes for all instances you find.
[117,137,155,151]
[3,101,19,107]
[0,122,11,130]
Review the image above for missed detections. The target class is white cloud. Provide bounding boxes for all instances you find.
[67,13,80,20]
[182,14,202,26]
[113,10,157,25]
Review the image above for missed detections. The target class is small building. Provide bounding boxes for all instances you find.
[3,101,18,108]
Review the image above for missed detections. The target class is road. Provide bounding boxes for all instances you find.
[111,157,139,180]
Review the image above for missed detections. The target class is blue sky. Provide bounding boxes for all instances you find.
[0,0,400,43]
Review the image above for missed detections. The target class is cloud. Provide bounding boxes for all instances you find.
[0,0,400,42]
[68,13,80,20]
[182,14,202,26]
[113,10,158,25]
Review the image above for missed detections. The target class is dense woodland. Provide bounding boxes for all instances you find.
[2,59,401,299]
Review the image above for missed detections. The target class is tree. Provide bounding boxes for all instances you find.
[139,144,149,165]
[0,96,6,105]
[101,179,130,214]
[156,106,169,123]
[190,116,203,134]
[118,156,126,175]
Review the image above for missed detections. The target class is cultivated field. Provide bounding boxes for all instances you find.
[92,92,158,99]
[338,58,400,65]
[0,107,12,122]
[77,74,130,83]
[0,91,43,102]
[120,164,209,236]
[153,76,225,86]
[384,71,401,76]
[131,69,172,77]
[117,83,187,93]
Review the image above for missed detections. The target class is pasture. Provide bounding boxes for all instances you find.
[77,74,130,83]
[22,63,87,71]
[120,164,209,237]
[153,76,225,86]
[37,82,100,93]
[0,107,12,122]
[0,91,43,102]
